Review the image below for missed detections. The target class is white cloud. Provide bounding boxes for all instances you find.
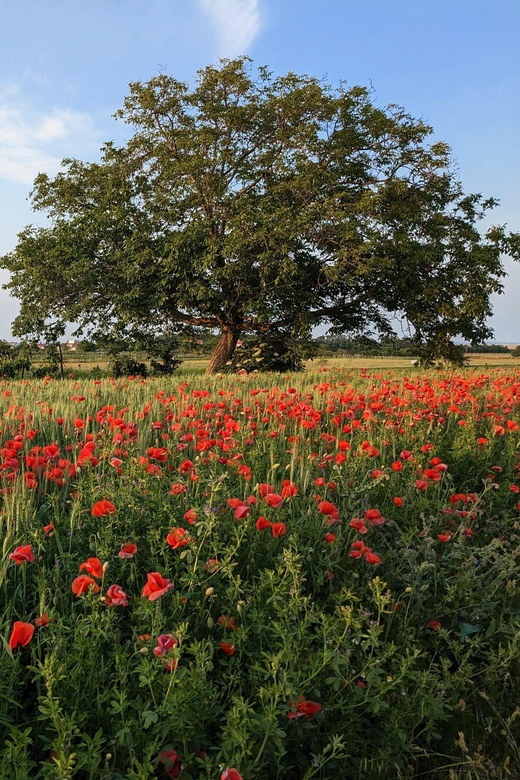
[0,90,99,185]
[199,0,262,57]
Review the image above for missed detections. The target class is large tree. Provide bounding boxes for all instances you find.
[2,58,519,372]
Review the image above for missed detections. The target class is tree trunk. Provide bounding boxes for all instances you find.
[205,325,242,375]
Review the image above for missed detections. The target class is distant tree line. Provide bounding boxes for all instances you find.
[314,335,516,357]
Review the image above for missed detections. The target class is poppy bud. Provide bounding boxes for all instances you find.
[105,754,112,761]
[205,587,214,597]
[102,561,109,575]
[207,616,214,628]
[237,600,245,613]
[405,587,412,593]
[139,647,148,654]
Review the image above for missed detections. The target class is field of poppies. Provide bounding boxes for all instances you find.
[1,365,520,779]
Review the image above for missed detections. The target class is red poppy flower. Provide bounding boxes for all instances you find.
[183,509,198,524]
[71,575,100,597]
[104,584,128,606]
[271,522,286,538]
[35,613,52,627]
[255,516,271,531]
[324,533,336,543]
[221,770,244,780]
[142,572,174,601]
[159,749,182,779]
[281,479,298,497]
[166,527,191,549]
[118,543,137,559]
[287,696,322,719]
[43,443,60,458]
[238,464,252,480]
[8,621,34,650]
[364,509,385,526]
[220,642,236,655]
[79,558,104,578]
[43,520,54,537]
[9,545,35,564]
[349,540,368,558]
[427,620,441,631]
[169,483,186,495]
[91,500,116,517]
[437,532,452,542]
[204,558,218,573]
[259,483,274,496]
[264,493,283,508]
[350,518,368,534]
[365,551,382,565]
[318,501,339,520]
[416,480,428,490]
[226,498,250,520]
[449,493,467,505]
[393,497,404,506]
[153,634,178,657]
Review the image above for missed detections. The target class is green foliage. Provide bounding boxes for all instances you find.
[76,339,98,353]
[316,335,419,357]
[1,59,519,373]
[110,354,148,378]
[141,333,182,374]
[224,330,316,373]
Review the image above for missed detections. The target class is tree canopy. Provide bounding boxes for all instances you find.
[2,57,519,372]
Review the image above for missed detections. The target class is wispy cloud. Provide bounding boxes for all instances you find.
[199,0,262,57]
[0,88,99,185]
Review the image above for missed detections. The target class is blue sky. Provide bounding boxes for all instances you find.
[0,0,518,341]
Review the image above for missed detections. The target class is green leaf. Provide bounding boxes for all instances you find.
[142,711,158,729]
[459,622,481,643]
